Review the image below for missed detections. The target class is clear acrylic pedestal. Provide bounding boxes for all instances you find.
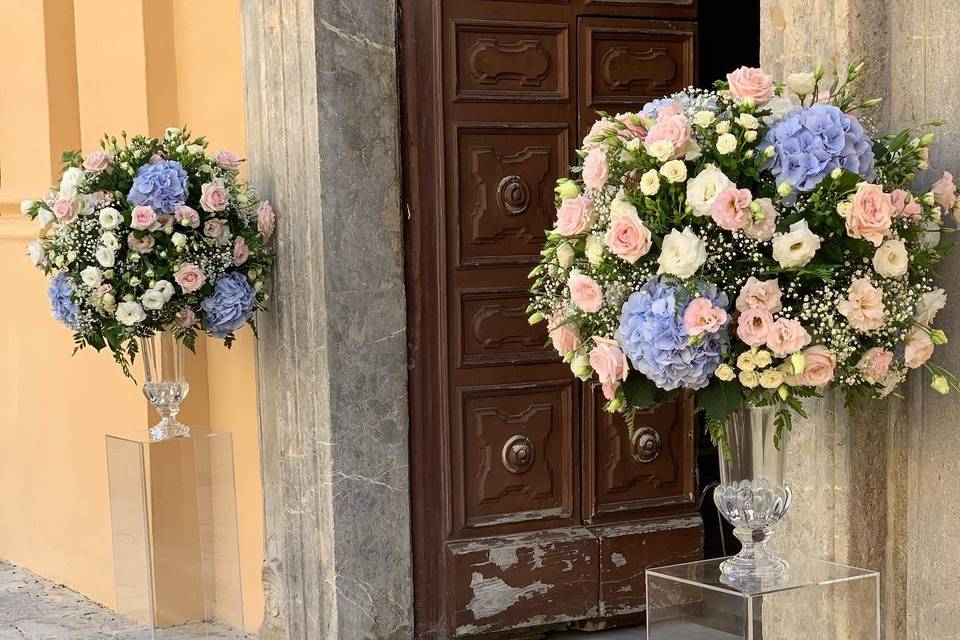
[106,429,245,639]
[646,556,879,639]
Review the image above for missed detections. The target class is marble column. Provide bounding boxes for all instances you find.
[240,2,412,639]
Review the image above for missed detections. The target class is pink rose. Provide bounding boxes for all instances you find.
[568,271,603,313]
[174,263,206,293]
[644,114,692,160]
[52,198,77,223]
[743,198,778,241]
[555,195,596,236]
[726,66,774,104]
[656,100,684,120]
[765,317,811,357]
[931,171,957,211]
[589,337,629,389]
[614,112,646,140]
[131,205,158,230]
[858,347,893,381]
[96,283,113,297]
[601,382,618,401]
[548,314,581,357]
[148,153,164,164]
[846,183,893,246]
[710,186,753,231]
[233,236,250,266]
[604,208,652,263]
[179,307,198,329]
[175,205,201,229]
[837,277,885,331]
[736,307,774,347]
[904,327,934,369]
[127,232,155,254]
[797,346,837,387]
[200,181,229,212]
[890,189,922,221]
[214,149,241,169]
[683,297,728,336]
[258,201,276,239]
[582,147,609,190]
[83,151,111,173]
[735,277,782,313]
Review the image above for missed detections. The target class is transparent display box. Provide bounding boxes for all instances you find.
[646,556,879,639]
[106,429,245,639]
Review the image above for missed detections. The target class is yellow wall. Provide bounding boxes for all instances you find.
[0,0,264,632]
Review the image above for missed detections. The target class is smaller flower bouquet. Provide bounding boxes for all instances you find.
[23,128,275,375]
[529,63,957,449]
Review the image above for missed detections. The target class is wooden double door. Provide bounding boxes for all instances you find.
[403,1,702,637]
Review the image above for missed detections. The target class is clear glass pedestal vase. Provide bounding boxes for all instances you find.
[140,331,190,441]
[713,405,792,583]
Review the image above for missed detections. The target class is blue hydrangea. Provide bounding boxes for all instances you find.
[616,278,729,391]
[641,93,717,120]
[49,273,80,330]
[641,97,680,120]
[761,104,874,192]
[127,160,188,212]
[201,272,256,338]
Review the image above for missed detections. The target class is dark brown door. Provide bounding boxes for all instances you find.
[403,2,701,637]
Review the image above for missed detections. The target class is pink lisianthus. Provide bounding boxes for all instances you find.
[130,205,158,230]
[904,327,934,369]
[890,189,922,221]
[175,205,201,229]
[555,195,597,236]
[742,197,778,241]
[604,208,652,263]
[548,314,581,357]
[213,149,242,169]
[200,180,229,212]
[644,114,693,160]
[931,171,957,211]
[735,277,782,313]
[233,236,250,266]
[726,66,774,104]
[52,198,77,223]
[710,186,753,231]
[845,183,893,246]
[858,347,894,382]
[582,147,609,189]
[589,337,629,389]
[837,277,885,331]
[568,271,603,313]
[82,151,112,173]
[736,307,774,347]
[127,232,155,254]
[257,201,276,239]
[582,119,615,149]
[174,263,206,293]
[614,112,647,140]
[683,297,727,336]
[765,317,811,357]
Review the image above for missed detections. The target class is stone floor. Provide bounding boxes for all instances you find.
[0,560,247,639]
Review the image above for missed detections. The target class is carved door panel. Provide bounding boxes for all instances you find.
[403,1,701,638]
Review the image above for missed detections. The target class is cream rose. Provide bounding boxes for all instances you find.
[872,239,908,278]
[685,164,734,217]
[772,220,821,268]
[656,227,706,279]
[659,159,688,183]
[716,133,738,155]
[640,169,660,196]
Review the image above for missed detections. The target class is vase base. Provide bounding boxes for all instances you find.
[149,421,190,441]
[720,552,788,580]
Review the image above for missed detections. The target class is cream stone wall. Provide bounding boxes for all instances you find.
[0,0,263,632]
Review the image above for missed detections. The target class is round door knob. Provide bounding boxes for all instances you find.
[502,435,535,474]
[497,175,530,216]
[631,427,661,464]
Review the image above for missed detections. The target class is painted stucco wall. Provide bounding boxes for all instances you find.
[0,0,264,632]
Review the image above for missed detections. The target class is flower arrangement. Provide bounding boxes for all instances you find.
[528,63,956,447]
[23,128,275,375]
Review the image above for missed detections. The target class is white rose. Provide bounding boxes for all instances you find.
[556,242,575,268]
[58,167,85,200]
[715,120,731,134]
[99,207,122,230]
[786,72,816,96]
[693,110,716,128]
[640,169,660,196]
[657,227,706,279]
[716,133,738,155]
[745,130,758,142]
[154,279,175,302]
[585,234,605,265]
[659,160,688,183]
[20,200,34,215]
[37,208,56,228]
[80,265,103,287]
[872,239,908,278]
[647,139,674,163]
[763,95,797,126]
[736,113,759,130]
[171,232,187,249]
[27,241,45,266]
[772,220,821,268]
[115,301,146,326]
[686,164,734,217]
[141,289,167,311]
[914,288,947,326]
[100,232,120,250]
[95,246,116,268]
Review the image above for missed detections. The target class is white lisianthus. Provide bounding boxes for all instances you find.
[763,95,796,125]
[686,164,734,217]
[639,169,661,196]
[786,72,816,96]
[683,139,702,161]
[165,127,182,138]
[920,219,941,248]
[914,288,947,326]
[659,160,688,183]
[610,193,638,218]
[556,242,575,268]
[736,113,759,130]
[772,220,821,268]
[647,139,674,163]
[99,207,122,230]
[20,200,34,215]
[872,239,909,278]
[715,120,731,134]
[95,246,116,268]
[570,354,592,380]
[585,233,605,265]
[116,301,146,326]
[141,289,167,311]
[693,110,716,128]
[763,145,776,159]
[27,241,45,266]
[58,167,85,200]
[716,133,738,155]
[100,232,120,250]
[37,208,56,228]
[80,265,103,287]
[171,232,187,250]
[657,227,706,279]
[625,137,642,152]
[154,279,175,302]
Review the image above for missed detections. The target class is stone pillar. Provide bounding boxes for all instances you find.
[240,2,412,639]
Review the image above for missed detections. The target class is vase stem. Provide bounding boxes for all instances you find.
[140,331,190,440]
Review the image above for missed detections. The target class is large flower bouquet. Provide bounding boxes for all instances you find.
[528,63,956,447]
[23,128,275,375]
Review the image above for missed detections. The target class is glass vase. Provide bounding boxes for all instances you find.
[140,330,190,440]
[713,404,791,582]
